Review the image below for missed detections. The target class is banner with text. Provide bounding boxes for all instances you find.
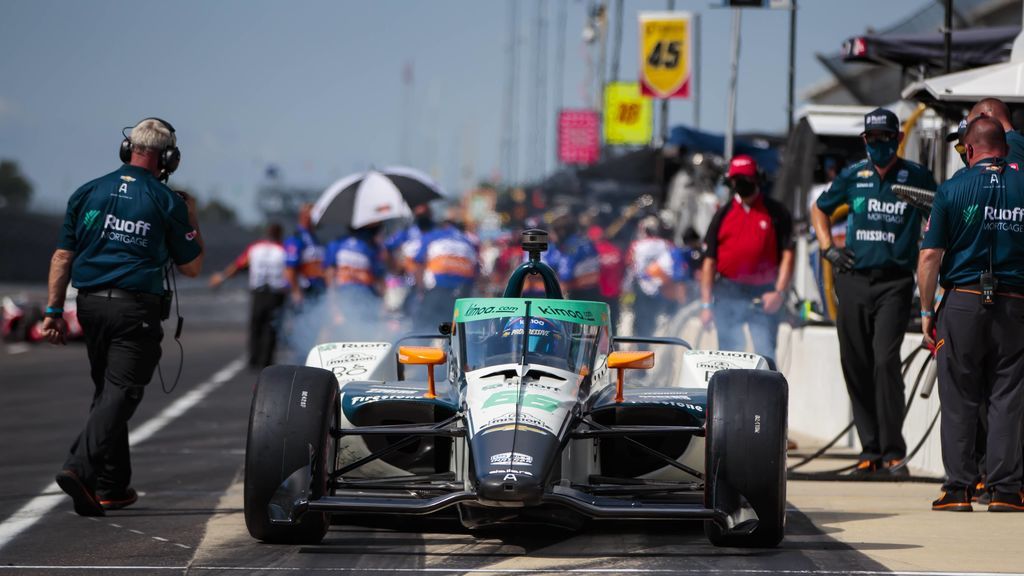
[557,110,600,165]
[639,12,693,99]
[603,82,653,145]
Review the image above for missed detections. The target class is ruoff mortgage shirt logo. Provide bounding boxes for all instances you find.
[982,205,1024,233]
[83,209,101,230]
[103,214,152,247]
[962,204,979,226]
[864,198,908,223]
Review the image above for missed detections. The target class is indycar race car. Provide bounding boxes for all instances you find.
[244,230,789,548]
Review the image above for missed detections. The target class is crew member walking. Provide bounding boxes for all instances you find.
[43,118,204,515]
[919,118,1024,512]
[209,223,288,368]
[701,155,794,361]
[811,108,937,475]
[413,216,479,331]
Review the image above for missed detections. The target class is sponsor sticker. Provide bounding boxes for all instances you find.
[489,452,533,466]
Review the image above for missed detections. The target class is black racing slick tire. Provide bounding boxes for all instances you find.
[704,369,788,548]
[244,365,338,544]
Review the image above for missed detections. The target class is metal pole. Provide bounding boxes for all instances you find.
[724,8,741,165]
[554,0,567,168]
[786,0,797,136]
[660,0,676,145]
[610,0,624,82]
[943,0,952,74]
[692,11,700,130]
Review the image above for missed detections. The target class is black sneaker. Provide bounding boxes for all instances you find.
[97,487,138,511]
[932,489,973,512]
[988,490,1024,512]
[850,459,879,476]
[883,459,910,478]
[55,470,105,517]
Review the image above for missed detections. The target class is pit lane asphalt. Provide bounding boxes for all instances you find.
[0,293,895,576]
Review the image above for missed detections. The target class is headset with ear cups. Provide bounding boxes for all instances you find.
[119,117,181,178]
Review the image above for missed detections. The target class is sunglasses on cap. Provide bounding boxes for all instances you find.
[954,143,966,155]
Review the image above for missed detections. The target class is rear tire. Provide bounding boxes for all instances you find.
[704,369,788,548]
[244,365,338,544]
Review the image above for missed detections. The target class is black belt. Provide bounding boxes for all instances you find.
[953,284,1024,299]
[80,288,162,303]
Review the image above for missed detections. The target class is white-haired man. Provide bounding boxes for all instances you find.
[43,118,203,516]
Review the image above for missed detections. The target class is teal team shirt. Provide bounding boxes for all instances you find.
[922,158,1024,288]
[58,165,201,295]
[1006,130,1024,167]
[816,158,936,271]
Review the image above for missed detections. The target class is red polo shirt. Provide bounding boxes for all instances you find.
[705,193,792,286]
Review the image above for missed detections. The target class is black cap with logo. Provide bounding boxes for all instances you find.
[862,108,900,134]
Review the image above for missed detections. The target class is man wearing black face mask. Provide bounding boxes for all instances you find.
[701,155,794,361]
[811,107,937,477]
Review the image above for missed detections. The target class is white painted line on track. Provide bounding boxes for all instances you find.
[0,357,245,553]
[6,343,30,355]
[1,568,1023,575]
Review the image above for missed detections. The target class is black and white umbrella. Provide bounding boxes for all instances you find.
[311,166,444,229]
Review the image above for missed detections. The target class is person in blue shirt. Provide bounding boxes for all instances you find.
[918,118,1024,513]
[967,98,1024,168]
[324,224,386,330]
[549,211,601,302]
[42,118,203,516]
[384,204,433,316]
[413,215,479,331]
[283,203,326,304]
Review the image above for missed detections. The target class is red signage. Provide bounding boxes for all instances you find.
[557,110,600,165]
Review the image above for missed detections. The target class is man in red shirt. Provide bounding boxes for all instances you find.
[587,225,625,329]
[700,155,794,362]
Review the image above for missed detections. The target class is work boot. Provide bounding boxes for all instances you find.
[97,487,138,511]
[55,470,105,517]
[988,490,1024,512]
[972,481,990,504]
[932,488,973,512]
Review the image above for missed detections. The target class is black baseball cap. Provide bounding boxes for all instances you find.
[862,108,900,134]
[945,118,968,143]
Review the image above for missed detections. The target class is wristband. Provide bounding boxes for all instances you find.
[45,306,64,314]
[700,302,713,310]
[920,310,934,318]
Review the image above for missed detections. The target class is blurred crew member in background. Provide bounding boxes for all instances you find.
[701,154,794,361]
[948,118,969,170]
[811,107,936,476]
[283,203,326,305]
[551,212,601,301]
[968,98,1024,167]
[626,216,687,337]
[384,204,432,315]
[414,212,479,331]
[44,118,203,516]
[209,223,288,368]
[588,225,625,330]
[324,223,386,325]
[919,118,1024,512]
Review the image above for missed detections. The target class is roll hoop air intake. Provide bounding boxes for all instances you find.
[503,229,564,299]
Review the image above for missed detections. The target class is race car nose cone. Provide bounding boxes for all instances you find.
[476,472,544,505]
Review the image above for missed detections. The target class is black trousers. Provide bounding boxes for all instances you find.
[66,293,163,495]
[249,289,286,368]
[834,270,913,462]
[936,289,1024,494]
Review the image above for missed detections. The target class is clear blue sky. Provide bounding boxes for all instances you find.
[0,0,924,221]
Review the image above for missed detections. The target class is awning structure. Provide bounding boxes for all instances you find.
[842,26,1018,69]
[902,59,1024,104]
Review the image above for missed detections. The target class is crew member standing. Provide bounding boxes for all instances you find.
[209,223,288,369]
[283,203,326,305]
[967,98,1024,167]
[324,223,386,329]
[627,216,687,337]
[413,216,479,331]
[43,118,203,515]
[811,108,936,475]
[701,155,794,361]
[919,118,1024,512]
